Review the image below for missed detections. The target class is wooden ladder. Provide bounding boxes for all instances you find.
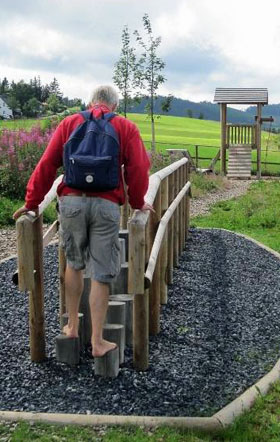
[227,145,252,179]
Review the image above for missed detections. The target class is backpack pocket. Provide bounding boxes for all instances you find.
[66,155,119,190]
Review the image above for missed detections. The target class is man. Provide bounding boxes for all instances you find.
[13,85,152,358]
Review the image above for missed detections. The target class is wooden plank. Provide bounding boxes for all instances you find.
[42,220,59,248]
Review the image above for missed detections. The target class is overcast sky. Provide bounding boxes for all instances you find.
[1,0,280,106]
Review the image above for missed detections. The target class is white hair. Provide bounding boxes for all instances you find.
[90,85,119,107]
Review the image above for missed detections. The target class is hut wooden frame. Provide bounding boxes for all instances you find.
[15,158,191,370]
[213,87,269,178]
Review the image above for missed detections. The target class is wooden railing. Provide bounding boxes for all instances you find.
[128,157,191,371]
[226,124,256,146]
[16,158,191,368]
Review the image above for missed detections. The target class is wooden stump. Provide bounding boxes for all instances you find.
[94,346,119,378]
[103,323,125,364]
[109,295,133,346]
[55,335,80,366]
[61,312,85,350]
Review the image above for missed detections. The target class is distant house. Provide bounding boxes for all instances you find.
[0,96,13,119]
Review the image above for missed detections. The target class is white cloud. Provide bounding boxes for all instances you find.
[1,0,280,103]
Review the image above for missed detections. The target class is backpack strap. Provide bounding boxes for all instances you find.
[80,110,93,121]
[79,110,116,122]
[103,112,116,122]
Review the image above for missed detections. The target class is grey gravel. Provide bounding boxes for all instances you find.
[1,228,280,417]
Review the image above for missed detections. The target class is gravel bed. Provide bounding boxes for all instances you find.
[1,228,280,417]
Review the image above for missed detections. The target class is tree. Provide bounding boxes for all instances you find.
[187,109,193,118]
[113,25,140,118]
[47,94,62,113]
[49,77,63,101]
[23,97,41,117]
[0,77,9,95]
[134,14,165,151]
[161,94,173,114]
[6,96,20,113]
[198,112,204,120]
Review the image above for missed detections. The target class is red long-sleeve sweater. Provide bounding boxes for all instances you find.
[25,105,150,210]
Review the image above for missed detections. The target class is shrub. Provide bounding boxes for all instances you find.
[0,125,56,199]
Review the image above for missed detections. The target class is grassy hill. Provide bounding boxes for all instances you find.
[1,113,279,173]
[127,113,280,173]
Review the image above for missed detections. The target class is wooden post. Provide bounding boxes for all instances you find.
[186,163,190,238]
[195,145,199,168]
[179,166,184,255]
[16,215,35,292]
[128,216,148,371]
[30,214,46,362]
[256,103,262,179]
[182,163,187,245]
[160,177,168,305]
[220,104,227,175]
[167,172,174,284]
[173,169,179,267]
[149,190,161,335]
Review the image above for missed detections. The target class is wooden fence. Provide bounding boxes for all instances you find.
[15,157,191,369]
[226,124,256,146]
[128,157,191,370]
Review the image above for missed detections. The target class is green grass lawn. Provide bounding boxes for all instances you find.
[192,180,280,252]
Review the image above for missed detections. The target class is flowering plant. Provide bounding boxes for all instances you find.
[0,124,56,199]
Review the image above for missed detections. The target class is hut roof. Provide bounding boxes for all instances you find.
[214,88,268,104]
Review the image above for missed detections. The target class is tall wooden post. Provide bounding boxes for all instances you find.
[128,217,148,371]
[167,172,174,284]
[220,104,227,175]
[173,169,179,267]
[16,214,46,362]
[256,103,262,179]
[160,177,169,305]
[149,190,161,335]
[185,162,190,238]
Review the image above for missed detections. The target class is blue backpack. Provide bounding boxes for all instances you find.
[63,110,120,191]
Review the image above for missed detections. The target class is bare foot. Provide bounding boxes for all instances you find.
[92,339,118,357]
[63,324,79,338]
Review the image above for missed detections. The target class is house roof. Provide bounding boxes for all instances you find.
[214,88,268,105]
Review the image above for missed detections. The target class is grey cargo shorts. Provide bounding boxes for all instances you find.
[58,196,121,283]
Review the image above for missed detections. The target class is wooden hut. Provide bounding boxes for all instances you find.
[214,88,270,179]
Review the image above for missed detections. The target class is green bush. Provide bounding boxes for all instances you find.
[0,197,57,226]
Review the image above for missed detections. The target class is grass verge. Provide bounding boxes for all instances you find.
[0,197,57,227]
[2,380,280,442]
[192,180,280,252]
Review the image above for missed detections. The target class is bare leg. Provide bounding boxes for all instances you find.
[90,280,117,357]
[63,265,84,338]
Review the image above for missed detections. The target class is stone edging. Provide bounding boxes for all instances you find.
[1,229,280,431]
